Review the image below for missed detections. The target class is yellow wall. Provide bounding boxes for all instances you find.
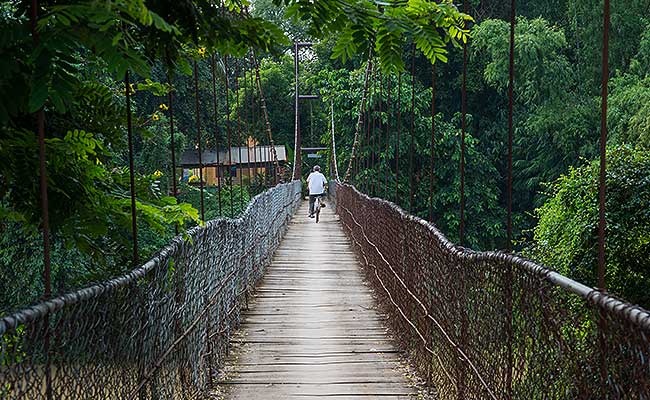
[191,166,268,187]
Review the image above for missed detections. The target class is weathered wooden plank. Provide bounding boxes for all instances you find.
[212,201,422,399]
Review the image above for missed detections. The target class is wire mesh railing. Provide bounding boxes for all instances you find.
[0,181,301,400]
[334,181,650,399]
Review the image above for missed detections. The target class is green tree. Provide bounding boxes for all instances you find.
[530,146,650,307]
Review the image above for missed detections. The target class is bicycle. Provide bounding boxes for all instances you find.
[314,195,322,223]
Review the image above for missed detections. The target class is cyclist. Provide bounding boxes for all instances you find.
[306,165,327,218]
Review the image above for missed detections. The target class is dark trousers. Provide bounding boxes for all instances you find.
[309,193,325,215]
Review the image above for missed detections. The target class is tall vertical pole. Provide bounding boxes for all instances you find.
[408,44,416,214]
[598,0,609,295]
[429,64,436,222]
[31,0,51,300]
[193,60,206,221]
[506,1,516,251]
[31,2,52,398]
[293,42,302,181]
[459,0,468,246]
[505,2,516,399]
[598,0,610,397]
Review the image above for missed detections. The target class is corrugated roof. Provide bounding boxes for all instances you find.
[180,145,287,166]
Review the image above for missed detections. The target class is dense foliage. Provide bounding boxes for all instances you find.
[0,0,470,312]
[0,0,648,312]
[531,146,650,306]
[246,0,650,306]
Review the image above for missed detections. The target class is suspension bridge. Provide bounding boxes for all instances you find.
[3,0,650,398]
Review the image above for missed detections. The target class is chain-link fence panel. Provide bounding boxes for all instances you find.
[334,182,650,399]
[0,181,302,400]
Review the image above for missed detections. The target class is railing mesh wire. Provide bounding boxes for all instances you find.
[0,181,301,400]
[334,182,650,399]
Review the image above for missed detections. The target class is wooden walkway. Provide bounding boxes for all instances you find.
[215,201,420,399]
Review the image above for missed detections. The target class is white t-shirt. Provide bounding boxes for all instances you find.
[307,172,327,195]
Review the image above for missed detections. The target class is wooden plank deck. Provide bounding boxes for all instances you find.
[213,200,421,399]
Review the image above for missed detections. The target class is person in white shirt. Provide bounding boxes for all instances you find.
[306,165,327,218]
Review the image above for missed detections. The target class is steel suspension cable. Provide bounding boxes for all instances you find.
[224,55,235,216]
[210,54,223,214]
[370,68,380,195]
[293,43,301,181]
[370,65,377,195]
[408,44,416,214]
[395,73,402,203]
[429,64,436,222]
[30,0,52,296]
[249,52,258,185]
[167,69,179,234]
[373,68,385,196]
[125,71,140,263]
[235,62,244,211]
[384,75,391,198]
[343,58,373,183]
[506,5,516,251]
[330,99,340,180]
[505,0,516,397]
[251,54,280,184]
[246,53,253,183]
[31,1,52,397]
[460,7,468,246]
[458,2,470,396]
[598,0,610,296]
[192,60,206,221]
[598,0,611,395]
